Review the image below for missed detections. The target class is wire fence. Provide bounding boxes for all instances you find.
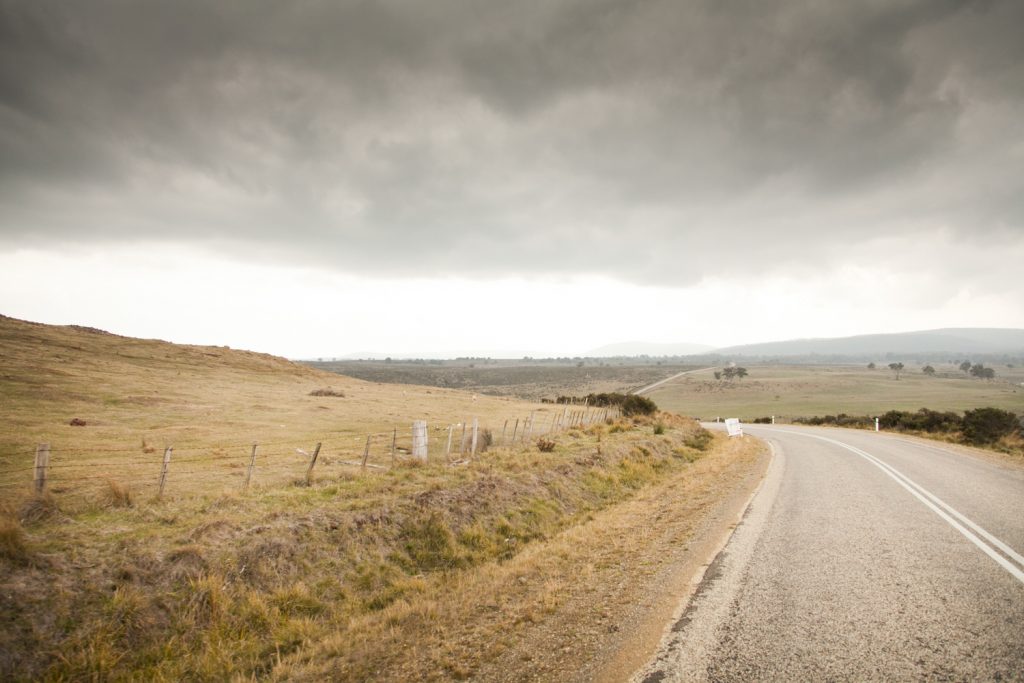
[0,404,621,508]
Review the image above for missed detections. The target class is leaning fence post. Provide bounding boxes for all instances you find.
[305,442,322,485]
[33,443,50,494]
[471,417,479,457]
[445,424,454,461]
[158,446,173,498]
[501,420,508,444]
[243,443,258,491]
[361,435,372,469]
[390,428,397,467]
[512,418,520,443]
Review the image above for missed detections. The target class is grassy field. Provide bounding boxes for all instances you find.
[305,359,702,401]
[648,363,1024,420]
[0,314,756,680]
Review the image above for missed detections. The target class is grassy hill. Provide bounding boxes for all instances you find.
[0,314,556,503]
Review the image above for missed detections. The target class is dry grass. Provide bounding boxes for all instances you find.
[0,516,28,564]
[0,411,727,680]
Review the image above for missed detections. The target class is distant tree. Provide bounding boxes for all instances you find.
[922,365,936,376]
[714,371,722,380]
[384,357,392,364]
[959,361,972,374]
[722,367,737,380]
[888,362,905,380]
[867,362,876,370]
[970,363,995,380]
[735,367,748,379]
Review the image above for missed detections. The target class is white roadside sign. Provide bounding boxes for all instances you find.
[725,418,743,437]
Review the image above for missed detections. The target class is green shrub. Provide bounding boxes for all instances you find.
[621,394,657,417]
[962,407,1019,445]
[653,423,665,435]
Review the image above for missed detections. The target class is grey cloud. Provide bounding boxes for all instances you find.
[0,0,1022,285]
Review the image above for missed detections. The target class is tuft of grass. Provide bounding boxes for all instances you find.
[0,516,29,563]
[683,428,714,451]
[309,387,345,397]
[19,492,58,524]
[536,438,556,453]
[100,479,133,508]
[653,423,665,435]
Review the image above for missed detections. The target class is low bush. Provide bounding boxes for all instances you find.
[309,388,345,397]
[554,392,658,417]
[794,406,1021,451]
[962,407,1020,445]
[536,438,556,452]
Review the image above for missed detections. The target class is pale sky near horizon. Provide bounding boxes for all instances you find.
[2,1,1023,358]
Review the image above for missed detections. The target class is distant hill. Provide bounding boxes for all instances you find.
[712,328,1024,358]
[586,341,715,357]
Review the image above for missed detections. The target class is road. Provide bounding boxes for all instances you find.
[633,367,715,396]
[633,425,1024,682]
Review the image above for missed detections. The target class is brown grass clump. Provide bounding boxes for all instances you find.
[18,491,58,524]
[0,516,29,563]
[536,438,556,452]
[309,387,345,397]
[100,479,133,508]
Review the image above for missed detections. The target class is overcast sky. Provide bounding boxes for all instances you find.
[1,0,1022,358]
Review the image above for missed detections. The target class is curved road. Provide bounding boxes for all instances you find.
[634,425,1024,682]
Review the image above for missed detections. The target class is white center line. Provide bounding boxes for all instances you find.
[767,428,1024,586]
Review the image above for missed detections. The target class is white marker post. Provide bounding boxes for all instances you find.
[875,417,880,432]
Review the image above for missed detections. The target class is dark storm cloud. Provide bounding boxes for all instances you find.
[1,0,1022,285]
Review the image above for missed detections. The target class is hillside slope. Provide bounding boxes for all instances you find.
[0,314,548,494]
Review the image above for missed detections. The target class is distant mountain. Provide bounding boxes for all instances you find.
[712,328,1024,357]
[586,341,715,357]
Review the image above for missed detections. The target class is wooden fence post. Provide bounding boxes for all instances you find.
[445,425,454,461]
[305,442,322,485]
[512,418,519,443]
[391,428,397,467]
[361,435,372,469]
[243,443,258,492]
[526,411,535,440]
[158,446,173,498]
[33,443,50,495]
[460,421,467,454]
[412,421,428,461]
[471,417,479,457]
[501,420,508,444]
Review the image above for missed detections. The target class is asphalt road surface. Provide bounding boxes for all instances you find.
[634,425,1024,682]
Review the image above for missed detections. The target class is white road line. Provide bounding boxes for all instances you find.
[766,428,1024,585]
